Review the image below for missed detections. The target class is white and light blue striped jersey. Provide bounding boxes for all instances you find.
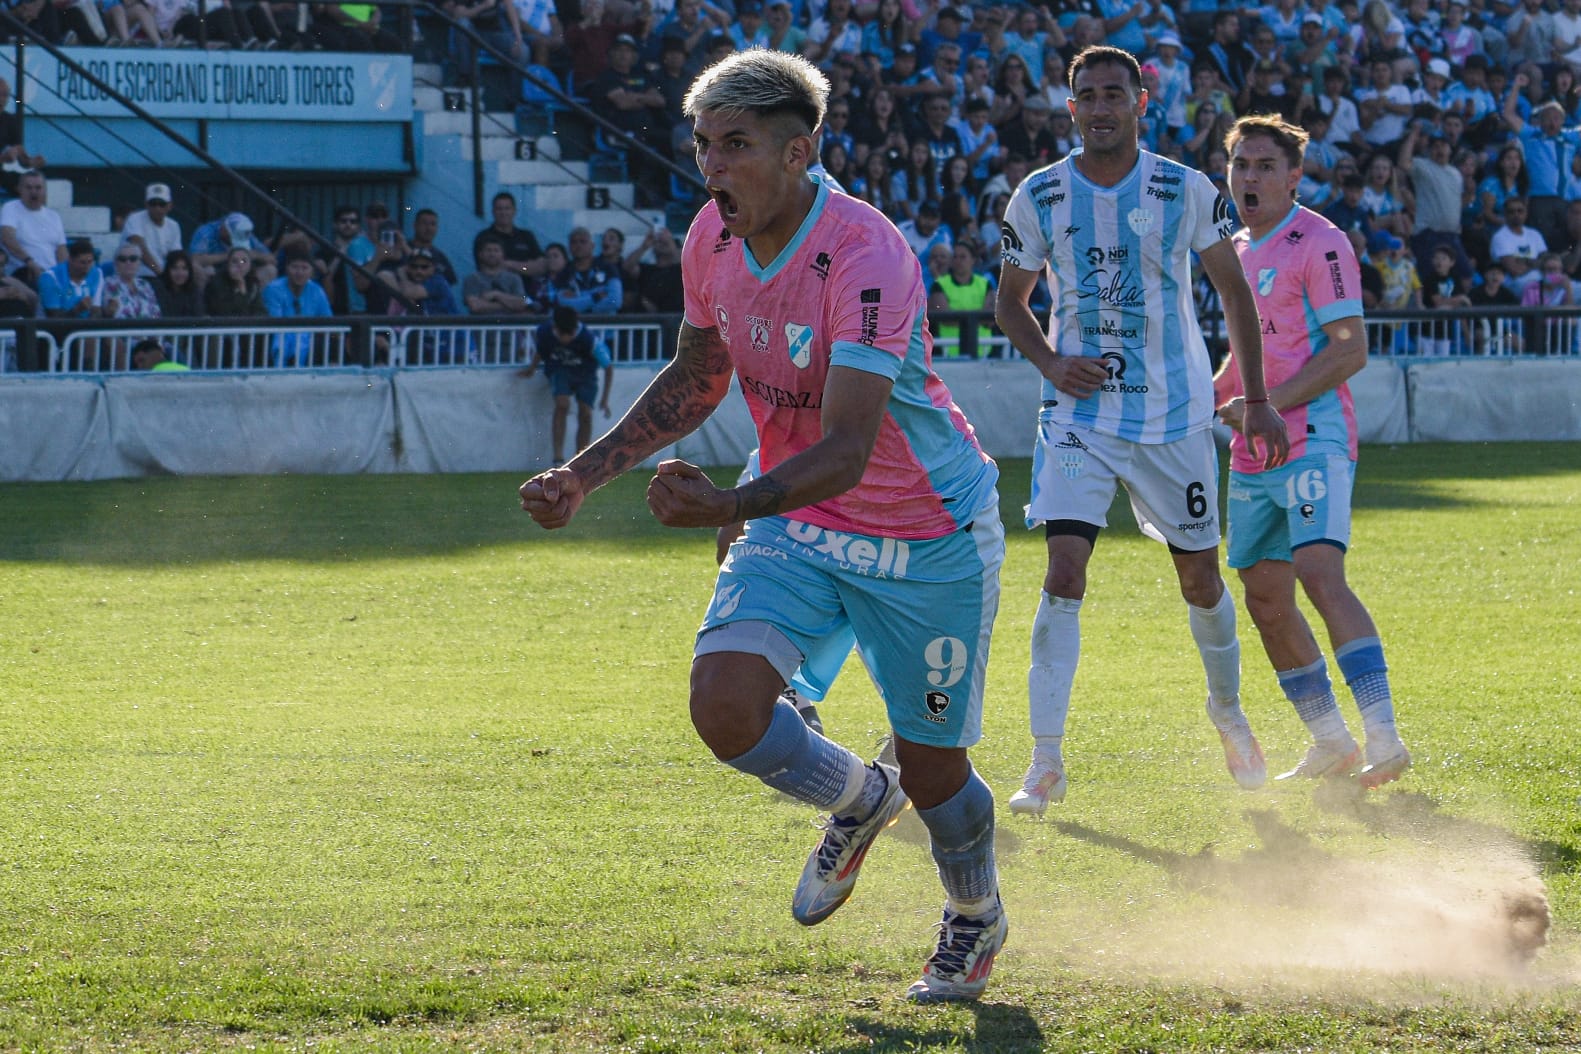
[1000,151,1237,444]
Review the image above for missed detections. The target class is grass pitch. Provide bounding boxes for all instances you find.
[0,443,1577,1052]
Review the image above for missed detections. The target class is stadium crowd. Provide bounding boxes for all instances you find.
[9,0,1581,353]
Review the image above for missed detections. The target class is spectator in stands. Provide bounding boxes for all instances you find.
[204,246,267,317]
[853,147,901,216]
[510,0,562,65]
[314,2,402,51]
[806,0,863,66]
[362,202,406,259]
[406,208,457,285]
[929,240,995,358]
[145,0,257,48]
[473,191,546,282]
[651,36,693,143]
[465,234,531,315]
[914,40,966,110]
[553,226,623,314]
[821,141,856,191]
[1504,0,1554,69]
[882,43,931,114]
[1362,152,1411,236]
[0,0,66,47]
[597,228,625,277]
[153,249,203,317]
[1400,123,1472,277]
[119,183,181,280]
[850,85,906,168]
[103,243,162,320]
[919,5,978,70]
[1001,7,1052,88]
[523,304,612,463]
[1490,195,1548,293]
[977,152,1028,218]
[380,248,466,362]
[444,0,525,76]
[189,212,272,285]
[989,53,1032,130]
[1357,58,1413,150]
[1469,260,1521,351]
[937,153,976,237]
[563,0,643,86]
[0,272,38,322]
[892,138,940,223]
[653,0,726,63]
[589,34,668,189]
[527,241,568,312]
[131,338,189,372]
[0,78,46,183]
[1555,199,1581,276]
[729,0,767,49]
[264,248,332,367]
[860,0,907,68]
[621,224,682,313]
[1502,80,1581,247]
[0,170,66,287]
[954,97,998,182]
[1240,59,1299,122]
[1522,251,1576,352]
[897,198,952,262]
[1420,243,1472,353]
[316,204,380,315]
[1205,11,1255,95]
[761,0,807,54]
[917,92,964,165]
[39,239,105,320]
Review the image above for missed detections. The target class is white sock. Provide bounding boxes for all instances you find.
[1188,585,1241,705]
[1029,592,1081,740]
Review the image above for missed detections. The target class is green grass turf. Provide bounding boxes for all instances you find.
[0,442,1576,1052]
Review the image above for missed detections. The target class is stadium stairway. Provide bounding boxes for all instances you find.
[406,61,666,267]
[55,178,115,261]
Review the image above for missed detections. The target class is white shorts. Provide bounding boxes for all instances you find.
[1025,420,1221,551]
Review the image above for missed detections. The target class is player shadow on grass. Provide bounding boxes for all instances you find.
[844,1001,1045,1052]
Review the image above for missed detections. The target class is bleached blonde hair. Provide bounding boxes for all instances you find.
[683,48,830,137]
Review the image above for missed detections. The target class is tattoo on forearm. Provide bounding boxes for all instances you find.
[574,324,732,487]
[736,473,791,520]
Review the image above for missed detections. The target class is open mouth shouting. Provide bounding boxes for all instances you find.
[710,185,742,226]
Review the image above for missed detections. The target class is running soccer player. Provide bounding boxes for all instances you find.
[995,45,1290,817]
[1216,113,1411,788]
[521,49,1008,1002]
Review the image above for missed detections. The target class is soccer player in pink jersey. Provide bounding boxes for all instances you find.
[521,49,1009,1002]
[1216,114,1411,788]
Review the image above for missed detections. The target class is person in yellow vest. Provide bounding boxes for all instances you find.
[131,338,189,373]
[928,241,998,358]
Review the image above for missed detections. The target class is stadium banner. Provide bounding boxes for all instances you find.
[13,49,412,122]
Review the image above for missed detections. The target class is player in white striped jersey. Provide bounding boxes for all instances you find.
[995,45,1289,815]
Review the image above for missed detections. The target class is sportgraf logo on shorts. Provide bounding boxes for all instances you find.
[783,521,911,578]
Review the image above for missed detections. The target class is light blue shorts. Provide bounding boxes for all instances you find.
[696,502,1004,748]
[1226,453,1354,568]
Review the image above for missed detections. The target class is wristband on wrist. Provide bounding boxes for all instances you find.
[1244,396,1270,405]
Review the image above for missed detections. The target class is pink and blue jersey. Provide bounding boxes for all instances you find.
[682,174,996,541]
[1227,204,1363,474]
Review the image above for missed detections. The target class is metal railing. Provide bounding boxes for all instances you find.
[0,316,675,373]
[4,307,1579,376]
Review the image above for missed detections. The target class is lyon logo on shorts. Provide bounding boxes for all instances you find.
[784,322,814,369]
[923,690,951,724]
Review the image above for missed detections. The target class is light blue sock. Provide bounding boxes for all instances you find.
[1336,636,1396,735]
[1277,657,1352,743]
[724,700,866,811]
[915,767,999,918]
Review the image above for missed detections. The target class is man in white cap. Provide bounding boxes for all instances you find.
[120,182,183,279]
[189,210,274,285]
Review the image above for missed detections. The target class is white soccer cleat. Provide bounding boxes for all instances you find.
[790,763,907,926]
[1359,737,1412,789]
[907,902,1009,1003]
[1276,738,1363,781]
[1007,756,1066,818]
[1206,698,1268,790]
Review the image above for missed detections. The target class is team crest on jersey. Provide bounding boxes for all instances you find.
[715,306,730,340]
[784,322,813,369]
[1258,267,1278,296]
[713,581,746,618]
[924,690,951,723]
[1057,450,1085,479]
[747,315,772,353]
[1127,207,1155,236]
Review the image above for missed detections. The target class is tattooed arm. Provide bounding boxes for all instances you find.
[644,364,893,529]
[520,321,734,529]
